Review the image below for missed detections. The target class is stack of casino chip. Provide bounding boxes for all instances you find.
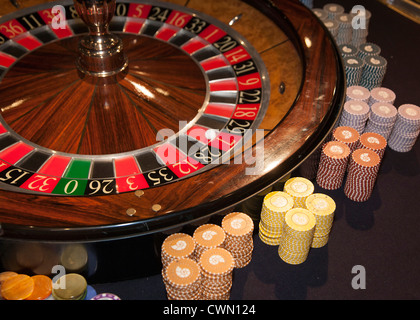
[344,56,364,87]
[351,9,371,47]
[52,273,88,300]
[323,3,345,20]
[357,42,381,60]
[199,248,234,300]
[221,212,254,268]
[359,55,388,90]
[305,194,336,248]
[259,191,294,245]
[316,141,351,190]
[339,44,358,58]
[312,8,328,21]
[388,104,420,152]
[332,126,360,152]
[0,272,53,300]
[284,177,314,208]
[162,258,202,300]
[346,85,371,103]
[278,208,316,265]
[335,13,353,45]
[369,87,396,106]
[193,224,226,260]
[323,19,339,38]
[358,132,387,160]
[161,233,196,269]
[364,102,397,140]
[344,149,381,202]
[337,100,370,134]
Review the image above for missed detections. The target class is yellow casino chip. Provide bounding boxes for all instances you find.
[284,208,316,233]
[312,235,330,248]
[284,177,314,208]
[305,194,336,218]
[263,191,294,213]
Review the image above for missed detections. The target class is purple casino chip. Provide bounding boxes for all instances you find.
[91,293,121,300]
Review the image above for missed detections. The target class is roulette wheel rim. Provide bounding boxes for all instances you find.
[0,0,345,241]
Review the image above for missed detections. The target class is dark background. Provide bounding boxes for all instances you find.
[92,0,420,300]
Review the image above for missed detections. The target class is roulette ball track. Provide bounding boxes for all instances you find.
[0,0,344,280]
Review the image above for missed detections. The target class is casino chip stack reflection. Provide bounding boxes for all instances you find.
[221,212,254,268]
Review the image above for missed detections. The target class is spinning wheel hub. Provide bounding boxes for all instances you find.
[74,0,128,77]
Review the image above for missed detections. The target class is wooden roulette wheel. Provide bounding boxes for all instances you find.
[0,0,344,280]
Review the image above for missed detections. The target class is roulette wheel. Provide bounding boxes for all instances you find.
[0,0,344,280]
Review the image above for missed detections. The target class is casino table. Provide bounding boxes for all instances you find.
[93,0,420,300]
[0,0,343,230]
[0,0,419,301]
[0,0,343,278]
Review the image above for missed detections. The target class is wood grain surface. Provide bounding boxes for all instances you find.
[0,0,345,240]
[0,35,206,154]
